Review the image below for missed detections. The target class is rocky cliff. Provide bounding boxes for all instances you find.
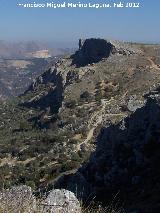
[72,38,141,66]
[57,89,160,212]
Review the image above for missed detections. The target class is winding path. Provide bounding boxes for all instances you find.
[76,98,125,151]
[147,57,160,71]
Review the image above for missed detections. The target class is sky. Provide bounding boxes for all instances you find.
[0,0,160,46]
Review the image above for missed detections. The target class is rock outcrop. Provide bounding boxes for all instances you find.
[0,185,36,213]
[72,38,114,66]
[72,38,141,66]
[23,65,65,113]
[0,186,81,213]
[43,189,81,213]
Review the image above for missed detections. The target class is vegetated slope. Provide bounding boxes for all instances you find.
[0,38,160,208]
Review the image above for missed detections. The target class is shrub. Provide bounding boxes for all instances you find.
[61,161,80,172]
[95,91,103,102]
[26,181,36,190]
[71,152,81,161]
[65,100,77,109]
[80,91,92,102]
[19,121,30,131]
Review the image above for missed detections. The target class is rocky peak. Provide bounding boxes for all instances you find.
[72,38,113,66]
[72,38,141,66]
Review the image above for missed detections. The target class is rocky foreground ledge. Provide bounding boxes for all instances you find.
[0,185,81,213]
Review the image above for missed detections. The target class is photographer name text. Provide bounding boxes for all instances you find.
[17,2,141,9]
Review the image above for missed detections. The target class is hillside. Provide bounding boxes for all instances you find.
[0,38,160,211]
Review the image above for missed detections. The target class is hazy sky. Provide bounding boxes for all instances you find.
[0,0,159,46]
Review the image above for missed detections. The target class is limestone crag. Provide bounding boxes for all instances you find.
[0,186,36,213]
[0,186,81,213]
[72,38,141,66]
[44,189,81,213]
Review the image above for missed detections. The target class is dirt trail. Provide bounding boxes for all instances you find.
[76,117,102,151]
[52,98,126,183]
[44,56,160,186]
[49,168,78,185]
[83,128,94,144]
[147,57,160,71]
[76,97,121,151]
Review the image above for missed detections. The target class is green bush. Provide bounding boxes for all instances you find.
[80,91,92,102]
[61,161,80,172]
[95,91,103,102]
[26,180,36,190]
[65,100,77,108]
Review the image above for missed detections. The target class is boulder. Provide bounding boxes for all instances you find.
[43,189,81,213]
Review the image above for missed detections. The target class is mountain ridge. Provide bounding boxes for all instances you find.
[0,38,160,212]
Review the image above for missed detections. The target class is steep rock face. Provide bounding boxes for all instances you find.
[73,38,114,66]
[23,67,64,113]
[59,90,160,212]
[72,38,141,66]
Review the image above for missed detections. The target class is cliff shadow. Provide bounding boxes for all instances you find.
[19,67,65,113]
[54,94,160,212]
[71,38,114,67]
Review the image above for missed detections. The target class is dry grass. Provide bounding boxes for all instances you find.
[82,192,124,213]
[0,186,123,213]
[82,201,124,213]
[0,198,124,213]
[83,204,124,213]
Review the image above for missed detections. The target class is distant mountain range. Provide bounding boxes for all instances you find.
[0,40,75,101]
[0,40,75,59]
